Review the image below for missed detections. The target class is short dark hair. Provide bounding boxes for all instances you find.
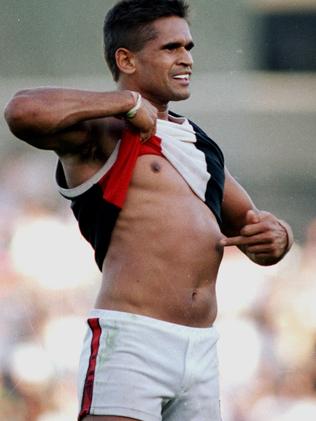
[103,0,189,81]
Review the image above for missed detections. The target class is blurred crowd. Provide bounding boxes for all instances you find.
[0,150,316,421]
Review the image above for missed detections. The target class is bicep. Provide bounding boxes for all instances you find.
[19,118,108,157]
[16,120,91,153]
[221,167,257,236]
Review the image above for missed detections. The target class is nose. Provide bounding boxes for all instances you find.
[179,47,193,68]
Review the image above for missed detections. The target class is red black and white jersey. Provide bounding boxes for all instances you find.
[56,115,225,271]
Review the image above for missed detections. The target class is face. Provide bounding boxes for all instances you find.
[131,16,194,109]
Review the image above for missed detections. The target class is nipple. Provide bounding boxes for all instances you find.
[150,161,161,173]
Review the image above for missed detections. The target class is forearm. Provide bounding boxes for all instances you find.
[222,170,294,266]
[4,87,135,138]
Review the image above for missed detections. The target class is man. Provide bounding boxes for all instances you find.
[4,1,293,420]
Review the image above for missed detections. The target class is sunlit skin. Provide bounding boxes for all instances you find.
[4,16,291,332]
[93,18,290,328]
[3,14,293,419]
[92,17,224,327]
[118,16,195,112]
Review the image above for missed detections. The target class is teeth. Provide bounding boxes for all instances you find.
[174,74,189,79]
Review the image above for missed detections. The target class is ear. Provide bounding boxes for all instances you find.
[115,48,136,76]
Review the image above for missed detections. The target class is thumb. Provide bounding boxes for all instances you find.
[246,209,260,225]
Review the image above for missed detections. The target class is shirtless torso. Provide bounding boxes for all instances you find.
[59,113,224,327]
[5,95,291,331]
[96,145,223,327]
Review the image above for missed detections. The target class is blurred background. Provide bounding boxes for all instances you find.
[0,0,316,420]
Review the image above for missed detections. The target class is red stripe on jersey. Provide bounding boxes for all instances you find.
[140,134,162,156]
[99,130,162,209]
[78,318,102,421]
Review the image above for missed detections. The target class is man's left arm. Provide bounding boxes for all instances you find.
[220,168,294,266]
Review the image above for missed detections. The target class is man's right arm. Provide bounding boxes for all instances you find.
[4,88,157,155]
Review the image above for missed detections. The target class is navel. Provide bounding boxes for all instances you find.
[191,289,198,300]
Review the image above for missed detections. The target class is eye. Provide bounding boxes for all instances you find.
[162,43,181,52]
[186,42,195,51]
[161,41,194,53]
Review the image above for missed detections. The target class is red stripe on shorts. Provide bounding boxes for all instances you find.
[78,318,102,420]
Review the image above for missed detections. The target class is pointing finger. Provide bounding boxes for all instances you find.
[220,234,268,247]
[220,236,246,247]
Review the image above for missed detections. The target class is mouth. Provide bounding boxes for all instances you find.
[173,73,191,82]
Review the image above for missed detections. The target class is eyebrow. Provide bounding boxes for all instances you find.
[161,41,195,51]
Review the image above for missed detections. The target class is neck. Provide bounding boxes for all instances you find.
[157,108,169,121]
[117,82,170,121]
[145,96,169,120]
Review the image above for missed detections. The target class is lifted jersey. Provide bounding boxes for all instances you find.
[56,116,225,271]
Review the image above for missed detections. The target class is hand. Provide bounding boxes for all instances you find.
[126,96,158,142]
[220,209,289,265]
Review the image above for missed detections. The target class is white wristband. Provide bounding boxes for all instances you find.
[125,92,142,119]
